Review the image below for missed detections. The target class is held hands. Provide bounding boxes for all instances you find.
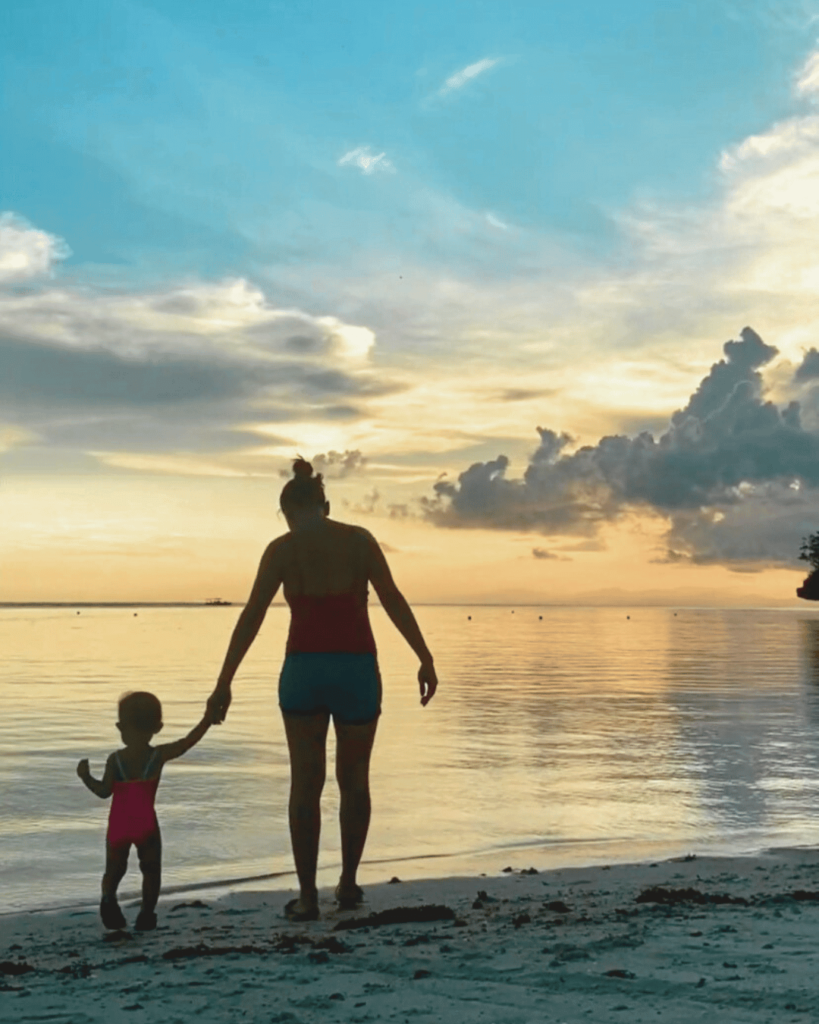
[76,758,90,779]
[418,660,438,706]
[207,681,232,725]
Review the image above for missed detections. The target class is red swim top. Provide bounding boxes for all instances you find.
[285,588,377,655]
[107,751,161,848]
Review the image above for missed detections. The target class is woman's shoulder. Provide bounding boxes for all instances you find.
[262,532,294,562]
[330,520,377,545]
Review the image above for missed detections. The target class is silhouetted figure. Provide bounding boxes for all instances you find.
[77,691,213,931]
[208,458,437,922]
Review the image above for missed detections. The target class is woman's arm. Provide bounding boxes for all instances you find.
[363,531,438,706]
[208,539,284,722]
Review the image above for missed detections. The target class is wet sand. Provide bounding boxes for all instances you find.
[4,849,819,1022]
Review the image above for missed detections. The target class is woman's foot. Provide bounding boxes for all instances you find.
[283,896,319,922]
[335,881,364,910]
[134,908,157,931]
[100,895,127,930]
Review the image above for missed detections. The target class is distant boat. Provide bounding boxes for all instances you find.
[204,598,232,606]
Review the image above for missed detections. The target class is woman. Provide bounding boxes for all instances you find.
[208,458,438,921]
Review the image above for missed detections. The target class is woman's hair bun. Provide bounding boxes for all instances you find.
[292,457,313,479]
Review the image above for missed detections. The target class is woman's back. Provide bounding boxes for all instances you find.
[280,520,376,654]
[280,519,369,597]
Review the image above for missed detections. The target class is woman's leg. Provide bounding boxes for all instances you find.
[282,710,330,910]
[334,717,378,897]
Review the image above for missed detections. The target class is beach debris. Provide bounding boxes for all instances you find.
[170,900,209,912]
[58,961,92,978]
[0,960,34,976]
[161,942,268,960]
[272,934,314,954]
[605,969,636,979]
[635,886,747,906]
[502,866,514,873]
[313,936,351,954]
[413,968,431,979]
[512,913,531,928]
[388,876,402,884]
[332,904,455,931]
[329,993,345,1001]
[543,900,572,913]
[791,890,819,901]
[521,866,539,875]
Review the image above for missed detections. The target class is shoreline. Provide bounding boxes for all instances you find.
[2,834,790,919]
[5,848,819,1022]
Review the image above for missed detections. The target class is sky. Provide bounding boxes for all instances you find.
[4,0,819,604]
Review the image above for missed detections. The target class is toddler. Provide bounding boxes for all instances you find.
[77,691,213,931]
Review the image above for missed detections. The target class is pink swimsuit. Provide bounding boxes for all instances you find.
[107,751,161,849]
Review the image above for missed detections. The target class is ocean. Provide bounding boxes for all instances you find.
[4,604,819,914]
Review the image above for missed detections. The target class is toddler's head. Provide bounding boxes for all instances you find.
[117,691,163,740]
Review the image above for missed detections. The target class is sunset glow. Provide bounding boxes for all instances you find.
[4,1,819,604]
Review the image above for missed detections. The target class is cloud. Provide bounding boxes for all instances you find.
[485,212,509,231]
[422,327,819,567]
[499,388,552,402]
[0,230,406,471]
[344,487,380,514]
[0,424,37,453]
[0,213,70,283]
[796,48,819,97]
[311,449,368,477]
[531,547,559,560]
[794,348,819,383]
[338,147,395,175]
[439,58,500,96]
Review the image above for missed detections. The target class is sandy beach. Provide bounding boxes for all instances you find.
[4,850,819,1023]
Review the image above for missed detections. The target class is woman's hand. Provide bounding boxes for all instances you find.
[207,681,232,724]
[418,660,438,706]
[76,758,90,779]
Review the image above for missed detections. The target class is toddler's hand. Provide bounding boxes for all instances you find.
[76,758,90,779]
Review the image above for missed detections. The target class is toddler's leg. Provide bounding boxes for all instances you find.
[102,842,129,899]
[135,831,162,930]
[100,843,129,929]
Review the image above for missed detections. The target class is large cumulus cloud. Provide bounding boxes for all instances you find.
[0,228,399,466]
[424,327,819,568]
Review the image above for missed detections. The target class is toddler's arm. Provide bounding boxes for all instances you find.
[76,755,115,798]
[156,708,214,765]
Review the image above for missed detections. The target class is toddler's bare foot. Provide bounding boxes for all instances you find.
[135,908,157,931]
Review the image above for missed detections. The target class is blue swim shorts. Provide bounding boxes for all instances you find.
[278,652,382,725]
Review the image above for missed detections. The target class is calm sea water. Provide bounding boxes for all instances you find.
[4,604,819,913]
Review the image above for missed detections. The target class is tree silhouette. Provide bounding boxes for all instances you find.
[800,533,819,573]
[798,533,819,600]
